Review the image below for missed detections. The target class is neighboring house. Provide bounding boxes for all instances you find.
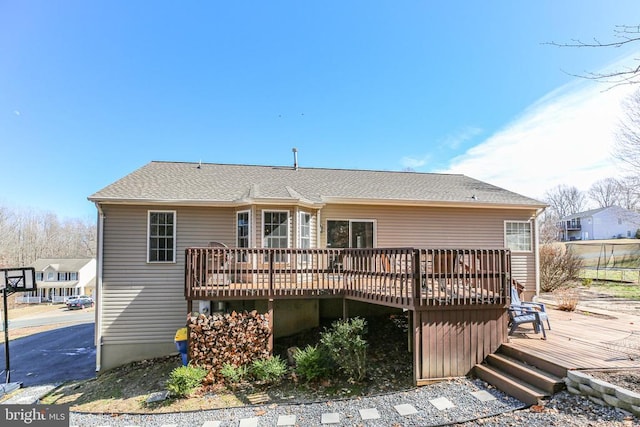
[18,258,96,304]
[559,206,640,241]
[88,161,546,380]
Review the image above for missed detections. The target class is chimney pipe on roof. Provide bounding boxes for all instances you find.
[292,147,298,170]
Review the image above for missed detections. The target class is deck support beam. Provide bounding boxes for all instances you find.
[268,298,274,354]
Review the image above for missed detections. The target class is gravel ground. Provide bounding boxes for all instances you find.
[70,378,526,426]
[69,377,640,427]
[459,390,638,427]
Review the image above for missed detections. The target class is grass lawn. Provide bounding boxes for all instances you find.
[580,268,640,285]
[585,281,640,300]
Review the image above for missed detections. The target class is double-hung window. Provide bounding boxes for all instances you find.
[505,221,532,252]
[148,211,176,262]
[299,212,311,249]
[263,211,289,261]
[237,211,250,248]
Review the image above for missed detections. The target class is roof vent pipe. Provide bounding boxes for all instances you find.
[292,147,298,170]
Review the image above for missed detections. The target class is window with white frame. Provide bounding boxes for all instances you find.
[263,211,289,249]
[148,211,176,262]
[70,272,78,280]
[505,221,532,252]
[47,272,55,281]
[237,211,250,248]
[299,212,311,248]
[36,272,43,281]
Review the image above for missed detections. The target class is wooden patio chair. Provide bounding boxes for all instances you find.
[511,284,551,330]
[508,306,547,339]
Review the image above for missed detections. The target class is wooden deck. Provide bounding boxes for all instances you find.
[507,306,640,371]
[185,247,510,310]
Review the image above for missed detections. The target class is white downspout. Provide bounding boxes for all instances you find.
[95,203,105,372]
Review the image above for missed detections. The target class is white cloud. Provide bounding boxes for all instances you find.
[401,155,430,169]
[440,56,640,202]
[440,126,483,150]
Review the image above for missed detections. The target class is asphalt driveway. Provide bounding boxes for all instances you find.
[0,323,95,386]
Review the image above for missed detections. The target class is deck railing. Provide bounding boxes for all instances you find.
[185,247,511,309]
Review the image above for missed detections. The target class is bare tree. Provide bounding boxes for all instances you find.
[588,177,621,208]
[538,210,561,244]
[544,185,587,219]
[547,25,640,87]
[614,89,640,175]
[0,205,96,267]
[617,175,640,211]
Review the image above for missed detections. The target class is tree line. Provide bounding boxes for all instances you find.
[0,205,96,268]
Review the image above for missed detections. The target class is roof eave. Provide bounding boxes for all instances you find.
[89,198,326,210]
[321,197,547,210]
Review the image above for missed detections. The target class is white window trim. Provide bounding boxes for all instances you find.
[262,210,290,249]
[236,210,252,248]
[298,211,312,248]
[504,220,532,253]
[147,210,177,263]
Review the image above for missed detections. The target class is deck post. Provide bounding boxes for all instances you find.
[412,309,421,386]
[268,298,274,354]
[412,249,422,308]
[342,298,349,320]
[269,251,275,297]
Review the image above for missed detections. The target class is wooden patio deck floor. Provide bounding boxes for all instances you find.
[507,306,640,371]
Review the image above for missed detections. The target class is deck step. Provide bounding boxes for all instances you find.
[499,343,567,378]
[485,353,564,395]
[474,363,547,406]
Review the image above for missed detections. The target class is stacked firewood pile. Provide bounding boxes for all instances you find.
[187,310,271,378]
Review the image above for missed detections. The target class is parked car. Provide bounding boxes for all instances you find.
[64,295,79,305]
[65,295,93,306]
[67,297,94,310]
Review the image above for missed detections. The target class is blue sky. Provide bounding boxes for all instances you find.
[2,1,640,219]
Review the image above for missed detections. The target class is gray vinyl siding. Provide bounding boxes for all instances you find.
[320,204,537,292]
[101,204,235,345]
[100,202,538,348]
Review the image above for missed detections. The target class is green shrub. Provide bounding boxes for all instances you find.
[220,363,248,385]
[320,317,368,382]
[581,277,593,287]
[293,344,331,382]
[250,356,287,384]
[166,365,208,397]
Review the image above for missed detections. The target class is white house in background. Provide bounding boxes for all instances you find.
[559,206,640,241]
[17,258,96,304]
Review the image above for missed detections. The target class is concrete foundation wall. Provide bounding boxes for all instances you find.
[320,299,403,319]
[227,299,320,338]
[100,342,177,372]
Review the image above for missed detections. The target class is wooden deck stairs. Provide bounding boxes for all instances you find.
[473,343,566,405]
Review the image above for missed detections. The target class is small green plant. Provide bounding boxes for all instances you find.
[293,344,331,382]
[166,365,208,397]
[320,317,368,382]
[581,278,593,287]
[220,363,248,385]
[250,356,287,384]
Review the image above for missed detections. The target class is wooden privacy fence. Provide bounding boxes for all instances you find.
[185,247,511,310]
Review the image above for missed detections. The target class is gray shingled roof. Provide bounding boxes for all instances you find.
[88,161,545,208]
[30,258,93,272]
